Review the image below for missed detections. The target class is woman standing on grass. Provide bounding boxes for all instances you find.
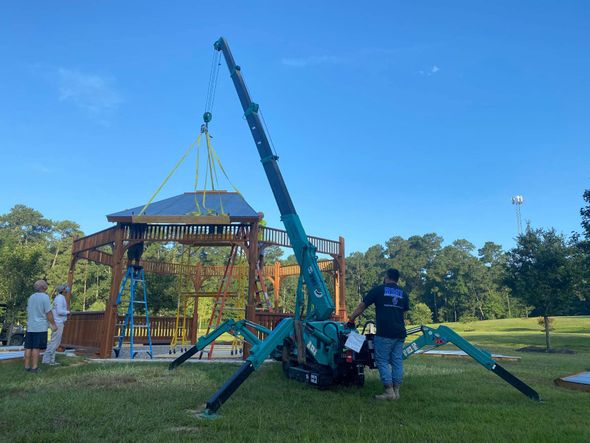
[42,284,70,365]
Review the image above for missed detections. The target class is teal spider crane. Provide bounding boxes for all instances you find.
[170,37,540,418]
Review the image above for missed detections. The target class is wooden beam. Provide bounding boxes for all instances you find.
[244,222,259,358]
[190,275,203,344]
[99,225,125,358]
[338,236,347,320]
[71,226,117,254]
[180,291,241,298]
[273,261,281,309]
[130,215,231,224]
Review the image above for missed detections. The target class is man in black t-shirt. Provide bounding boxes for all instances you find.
[347,268,409,400]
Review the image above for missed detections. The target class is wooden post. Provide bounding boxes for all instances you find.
[99,225,125,358]
[334,266,341,319]
[273,261,281,309]
[190,274,203,344]
[244,222,259,358]
[66,252,78,305]
[338,236,347,320]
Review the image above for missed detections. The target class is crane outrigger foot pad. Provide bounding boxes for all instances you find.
[491,363,541,401]
[196,409,220,420]
[205,361,255,413]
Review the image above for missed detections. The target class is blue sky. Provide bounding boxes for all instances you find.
[1,1,588,254]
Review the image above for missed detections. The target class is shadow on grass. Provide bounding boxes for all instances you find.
[462,333,590,352]
[560,328,590,334]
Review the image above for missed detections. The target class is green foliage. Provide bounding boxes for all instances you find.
[505,228,582,349]
[2,195,589,328]
[348,234,513,324]
[0,205,92,320]
[408,302,432,325]
[0,204,52,245]
[505,228,579,317]
[581,188,590,239]
[537,316,556,331]
[0,242,46,319]
[459,313,478,323]
[1,317,590,442]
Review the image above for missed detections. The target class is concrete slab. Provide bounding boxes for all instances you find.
[554,371,590,392]
[415,349,521,362]
[0,351,24,362]
[109,343,241,360]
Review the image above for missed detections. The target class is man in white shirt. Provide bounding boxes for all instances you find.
[42,284,70,365]
[25,280,58,373]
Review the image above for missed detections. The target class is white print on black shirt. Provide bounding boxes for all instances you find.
[383,286,404,309]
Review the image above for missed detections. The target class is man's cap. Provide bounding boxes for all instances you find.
[56,284,70,293]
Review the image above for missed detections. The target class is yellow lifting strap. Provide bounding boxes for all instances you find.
[138,126,241,219]
[139,134,202,217]
[199,130,242,215]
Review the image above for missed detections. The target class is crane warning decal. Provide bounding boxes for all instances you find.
[306,341,318,356]
[402,342,419,358]
[307,266,323,298]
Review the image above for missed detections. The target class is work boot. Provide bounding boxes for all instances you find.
[393,384,400,399]
[374,385,397,400]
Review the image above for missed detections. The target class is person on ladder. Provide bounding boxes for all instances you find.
[113,242,154,359]
[257,212,267,261]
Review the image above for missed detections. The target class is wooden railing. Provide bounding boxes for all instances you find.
[61,311,104,352]
[72,225,341,266]
[123,223,250,243]
[79,249,114,267]
[278,260,333,277]
[117,315,194,345]
[260,226,341,256]
[72,227,117,254]
[61,312,193,351]
[61,310,297,355]
[78,247,334,279]
[72,224,252,257]
[254,311,293,333]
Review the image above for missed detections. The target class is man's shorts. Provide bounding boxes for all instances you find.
[24,331,48,350]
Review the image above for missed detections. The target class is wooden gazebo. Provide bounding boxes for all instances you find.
[63,191,346,358]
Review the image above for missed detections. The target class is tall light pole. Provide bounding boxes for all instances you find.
[512,195,524,236]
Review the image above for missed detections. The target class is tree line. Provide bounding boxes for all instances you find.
[1,188,589,340]
[344,190,589,349]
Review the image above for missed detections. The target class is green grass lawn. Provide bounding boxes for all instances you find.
[1,316,589,442]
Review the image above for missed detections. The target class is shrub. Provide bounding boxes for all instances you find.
[409,303,433,325]
[459,314,478,324]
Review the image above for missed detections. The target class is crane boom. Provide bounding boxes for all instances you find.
[214,37,334,321]
[169,39,540,418]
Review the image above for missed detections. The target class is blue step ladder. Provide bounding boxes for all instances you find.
[113,265,153,359]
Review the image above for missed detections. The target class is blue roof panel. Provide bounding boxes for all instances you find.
[107,192,258,222]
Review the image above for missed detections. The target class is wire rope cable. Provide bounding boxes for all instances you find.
[138,48,238,219]
[259,108,279,158]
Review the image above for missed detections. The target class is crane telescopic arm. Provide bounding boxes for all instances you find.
[213,37,334,321]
